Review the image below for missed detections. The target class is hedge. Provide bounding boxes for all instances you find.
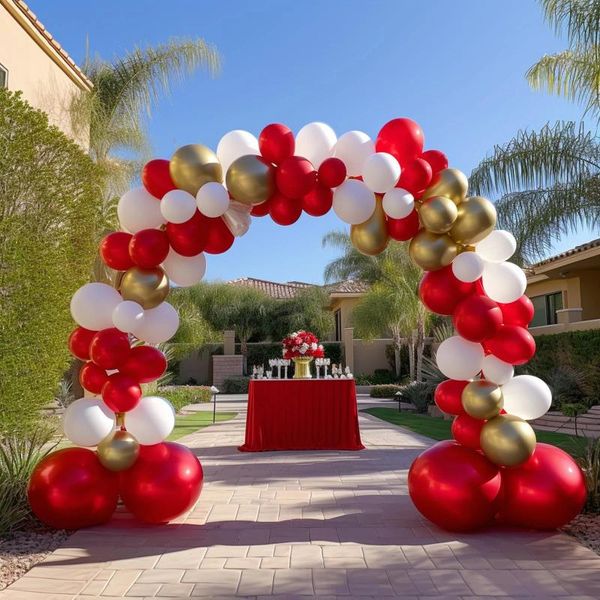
[0,90,103,433]
[245,342,343,375]
[159,386,212,412]
[221,377,250,394]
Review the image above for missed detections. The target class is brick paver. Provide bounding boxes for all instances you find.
[3,397,600,599]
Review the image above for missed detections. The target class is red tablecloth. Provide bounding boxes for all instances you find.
[239,379,364,452]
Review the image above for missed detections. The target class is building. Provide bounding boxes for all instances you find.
[0,0,91,145]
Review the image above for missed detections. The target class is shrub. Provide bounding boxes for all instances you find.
[245,341,343,372]
[579,437,600,513]
[159,386,212,412]
[355,369,399,386]
[399,381,434,413]
[370,384,403,398]
[221,377,250,394]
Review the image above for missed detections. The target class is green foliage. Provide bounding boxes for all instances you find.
[397,381,433,413]
[167,411,236,441]
[354,369,399,386]
[245,341,342,373]
[0,90,103,433]
[159,385,212,412]
[221,377,250,394]
[370,384,403,398]
[579,437,600,513]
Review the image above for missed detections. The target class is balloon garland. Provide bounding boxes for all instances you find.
[28,119,586,531]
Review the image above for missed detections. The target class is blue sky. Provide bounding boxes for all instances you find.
[32,0,592,283]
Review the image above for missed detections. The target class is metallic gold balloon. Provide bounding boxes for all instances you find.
[119,266,169,309]
[480,414,536,467]
[449,196,497,244]
[419,196,458,234]
[225,155,276,205]
[422,168,468,204]
[462,380,504,420]
[97,429,140,472]
[169,144,223,195]
[350,197,389,256]
[409,230,458,271]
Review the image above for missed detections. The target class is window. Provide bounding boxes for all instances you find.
[0,64,7,89]
[531,292,563,327]
[334,309,342,341]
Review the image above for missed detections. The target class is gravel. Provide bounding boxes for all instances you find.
[563,512,600,555]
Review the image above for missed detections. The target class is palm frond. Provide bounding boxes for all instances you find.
[540,0,600,49]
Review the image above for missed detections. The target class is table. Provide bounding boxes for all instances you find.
[238,379,364,452]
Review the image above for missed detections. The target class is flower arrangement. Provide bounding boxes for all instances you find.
[282,330,325,359]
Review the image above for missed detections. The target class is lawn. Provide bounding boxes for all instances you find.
[167,411,237,441]
[363,407,589,458]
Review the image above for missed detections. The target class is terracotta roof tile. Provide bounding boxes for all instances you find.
[531,238,600,268]
[226,277,369,299]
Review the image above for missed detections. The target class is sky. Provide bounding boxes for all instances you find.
[30,0,593,284]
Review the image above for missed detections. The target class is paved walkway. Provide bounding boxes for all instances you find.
[3,397,600,599]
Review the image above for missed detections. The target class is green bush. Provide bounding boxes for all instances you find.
[0,89,103,433]
[245,342,343,372]
[159,386,212,412]
[355,369,399,385]
[579,437,600,513]
[370,384,403,398]
[221,377,250,394]
[398,381,434,413]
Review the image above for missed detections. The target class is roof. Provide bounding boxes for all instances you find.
[531,238,600,268]
[226,277,369,299]
[326,280,370,294]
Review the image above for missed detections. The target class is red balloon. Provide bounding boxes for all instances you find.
[376,118,424,167]
[68,327,97,361]
[397,158,432,196]
[142,159,176,199]
[453,295,503,343]
[421,149,448,174]
[28,448,118,529]
[434,379,468,415]
[484,325,536,365]
[499,295,535,327]
[408,441,501,531]
[90,328,130,370]
[419,266,474,315]
[497,443,586,530]
[203,216,234,254]
[269,193,302,225]
[79,361,109,394]
[302,184,333,217]
[166,210,208,256]
[251,199,271,217]
[276,156,317,199]
[387,210,420,241]
[452,413,485,450]
[129,229,170,268]
[120,442,204,523]
[102,373,141,412]
[318,157,347,188]
[259,123,295,164]
[100,232,134,271]
[120,345,167,383]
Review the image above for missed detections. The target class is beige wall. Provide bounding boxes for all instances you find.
[353,338,391,375]
[330,296,361,340]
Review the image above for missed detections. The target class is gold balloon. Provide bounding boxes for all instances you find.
[97,429,140,472]
[119,266,169,309]
[449,195,497,244]
[169,144,222,195]
[422,168,468,204]
[350,198,389,256]
[462,380,504,420]
[225,155,276,205]
[419,196,458,234]
[480,414,536,467]
[409,230,458,271]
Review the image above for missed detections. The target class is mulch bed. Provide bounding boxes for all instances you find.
[563,513,600,555]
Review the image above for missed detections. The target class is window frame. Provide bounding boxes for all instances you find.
[0,63,7,89]
[530,291,563,326]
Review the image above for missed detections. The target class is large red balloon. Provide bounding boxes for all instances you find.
[421,149,448,174]
[269,193,302,226]
[497,443,586,530]
[302,184,332,217]
[79,361,109,394]
[120,345,167,383]
[203,216,234,254]
[452,413,485,450]
[419,266,474,315]
[28,448,118,529]
[499,295,534,327]
[408,441,501,531]
[90,328,130,370]
[100,232,134,271]
[484,325,536,365]
[120,442,204,523]
[376,118,424,167]
[453,295,503,342]
[129,228,170,269]
[68,327,97,361]
[250,198,272,217]
[318,157,346,188]
[276,156,317,199]
[397,157,432,196]
[102,373,141,413]
[166,210,208,256]
[259,123,295,165]
[434,379,468,415]
[142,159,176,199]
[387,210,420,241]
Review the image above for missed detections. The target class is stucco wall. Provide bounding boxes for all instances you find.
[526,276,581,309]
[353,338,391,375]
[575,271,600,321]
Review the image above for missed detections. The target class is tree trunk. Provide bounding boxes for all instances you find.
[392,334,402,379]
[240,338,248,375]
[408,331,416,382]
[416,316,426,382]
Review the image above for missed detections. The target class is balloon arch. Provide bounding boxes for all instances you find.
[28,119,586,531]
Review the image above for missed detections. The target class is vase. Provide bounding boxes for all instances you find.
[293,356,313,379]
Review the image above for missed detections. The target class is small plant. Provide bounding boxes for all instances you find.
[578,437,600,513]
[399,381,433,413]
[370,384,403,398]
[354,369,399,386]
[561,403,589,437]
[54,379,75,409]
[221,377,250,394]
[544,365,590,409]
[420,355,445,388]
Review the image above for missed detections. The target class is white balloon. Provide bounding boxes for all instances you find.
[112,301,144,333]
[117,187,165,233]
[481,355,514,385]
[332,179,376,225]
[334,131,375,176]
[196,182,230,218]
[436,336,485,380]
[70,283,122,331]
[161,248,206,287]
[63,398,115,447]
[502,375,552,420]
[362,152,401,193]
[217,130,259,174]
[476,230,517,263]
[160,189,197,224]
[452,252,486,283]
[382,188,414,219]
[132,301,179,344]
[295,122,337,167]
[482,261,527,303]
[124,396,175,445]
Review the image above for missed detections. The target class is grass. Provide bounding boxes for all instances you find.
[167,411,237,441]
[363,407,589,458]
